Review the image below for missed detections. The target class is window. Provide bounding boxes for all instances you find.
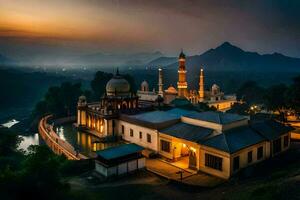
[205,153,223,171]
[248,151,253,164]
[121,125,124,134]
[160,140,170,153]
[284,135,289,148]
[273,138,282,154]
[233,156,240,171]
[147,134,151,143]
[257,146,263,160]
[130,129,133,137]
[139,131,142,139]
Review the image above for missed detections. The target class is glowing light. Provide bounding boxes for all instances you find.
[190,147,196,152]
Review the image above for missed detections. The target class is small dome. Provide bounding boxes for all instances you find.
[212,84,220,90]
[106,72,130,96]
[78,95,86,102]
[165,85,178,94]
[141,80,149,91]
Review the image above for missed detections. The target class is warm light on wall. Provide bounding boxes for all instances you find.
[190,147,196,152]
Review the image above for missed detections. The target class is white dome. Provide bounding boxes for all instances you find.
[106,74,130,96]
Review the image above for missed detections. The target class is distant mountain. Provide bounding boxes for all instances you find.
[147,56,177,67]
[72,51,164,67]
[148,42,300,72]
[0,54,14,65]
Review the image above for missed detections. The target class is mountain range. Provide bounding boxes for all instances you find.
[1,42,300,72]
[148,42,300,72]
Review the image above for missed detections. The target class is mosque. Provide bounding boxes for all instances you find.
[76,51,292,179]
[137,50,237,110]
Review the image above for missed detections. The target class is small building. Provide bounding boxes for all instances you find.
[95,143,145,177]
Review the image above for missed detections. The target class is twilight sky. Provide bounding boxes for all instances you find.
[0,0,300,58]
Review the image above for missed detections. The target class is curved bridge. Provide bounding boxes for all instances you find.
[38,115,87,160]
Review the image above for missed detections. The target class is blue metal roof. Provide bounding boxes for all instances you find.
[127,110,180,124]
[96,143,144,160]
[159,122,214,143]
[202,126,266,153]
[183,111,248,125]
[250,120,293,140]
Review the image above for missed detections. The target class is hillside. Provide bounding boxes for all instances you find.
[148,42,300,72]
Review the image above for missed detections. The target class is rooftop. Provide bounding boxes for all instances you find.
[96,143,144,160]
[250,120,294,140]
[160,122,214,143]
[183,111,248,125]
[202,126,266,153]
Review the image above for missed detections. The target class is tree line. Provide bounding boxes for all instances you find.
[230,75,300,120]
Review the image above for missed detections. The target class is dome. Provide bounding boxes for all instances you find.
[165,85,178,94]
[212,84,220,90]
[78,95,86,102]
[106,72,130,96]
[141,80,149,91]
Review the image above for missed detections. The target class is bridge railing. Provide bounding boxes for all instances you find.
[38,115,86,160]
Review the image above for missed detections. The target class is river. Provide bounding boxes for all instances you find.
[2,119,122,157]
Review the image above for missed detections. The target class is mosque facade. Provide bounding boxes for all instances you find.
[137,51,237,111]
[76,61,292,179]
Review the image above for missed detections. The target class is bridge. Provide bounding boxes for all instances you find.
[38,115,87,160]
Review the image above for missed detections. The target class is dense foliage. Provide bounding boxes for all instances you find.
[32,82,90,118]
[0,127,92,200]
[234,75,300,120]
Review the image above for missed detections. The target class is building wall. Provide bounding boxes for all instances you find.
[158,133,200,169]
[208,100,236,111]
[137,91,158,102]
[199,145,231,179]
[270,133,290,157]
[230,141,269,176]
[118,120,158,152]
[181,116,223,131]
[222,119,249,131]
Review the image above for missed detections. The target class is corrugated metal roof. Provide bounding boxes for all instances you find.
[159,122,214,143]
[251,120,294,140]
[202,126,266,153]
[96,143,144,160]
[184,111,248,125]
[126,110,180,123]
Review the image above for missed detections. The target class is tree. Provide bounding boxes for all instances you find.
[33,82,87,118]
[264,84,288,111]
[286,75,300,113]
[236,81,265,105]
[90,71,113,100]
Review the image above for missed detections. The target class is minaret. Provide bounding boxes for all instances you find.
[158,67,164,96]
[177,50,188,98]
[199,68,205,102]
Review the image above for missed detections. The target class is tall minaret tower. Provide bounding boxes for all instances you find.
[198,68,205,102]
[177,50,188,98]
[158,67,164,96]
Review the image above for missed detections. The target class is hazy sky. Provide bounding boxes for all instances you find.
[0,0,300,57]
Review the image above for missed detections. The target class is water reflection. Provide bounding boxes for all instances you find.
[2,119,19,128]
[56,124,123,157]
[18,133,40,151]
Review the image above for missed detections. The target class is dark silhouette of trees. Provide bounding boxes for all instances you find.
[236,81,265,105]
[91,71,113,100]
